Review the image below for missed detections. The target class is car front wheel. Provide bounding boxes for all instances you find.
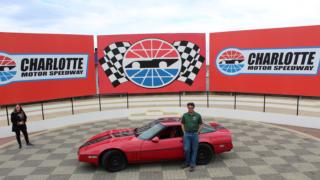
[196,143,214,165]
[101,150,127,172]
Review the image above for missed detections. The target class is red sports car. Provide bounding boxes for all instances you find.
[78,117,233,172]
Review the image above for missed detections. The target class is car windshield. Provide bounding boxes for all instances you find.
[134,120,159,135]
[137,123,165,140]
[200,124,215,133]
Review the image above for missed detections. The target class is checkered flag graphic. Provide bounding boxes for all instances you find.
[99,42,131,87]
[173,41,205,85]
[99,40,204,87]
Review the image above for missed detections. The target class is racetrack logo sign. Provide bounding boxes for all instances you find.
[216,49,245,75]
[99,38,205,88]
[0,55,17,83]
[0,52,88,86]
[216,47,320,76]
[123,39,181,88]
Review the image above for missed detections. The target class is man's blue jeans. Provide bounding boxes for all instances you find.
[183,132,199,167]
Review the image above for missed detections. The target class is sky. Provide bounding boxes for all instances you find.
[0,0,319,35]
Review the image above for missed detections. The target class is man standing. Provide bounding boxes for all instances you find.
[181,102,203,172]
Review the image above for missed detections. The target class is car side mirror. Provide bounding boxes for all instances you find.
[151,136,159,143]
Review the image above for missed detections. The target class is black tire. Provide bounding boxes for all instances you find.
[101,150,127,172]
[196,143,214,165]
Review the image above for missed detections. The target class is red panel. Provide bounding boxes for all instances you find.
[210,25,320,96]
[0,32,96,105]
[98,33,206,94]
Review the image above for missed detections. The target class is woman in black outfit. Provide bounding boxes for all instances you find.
[11,104,32,149]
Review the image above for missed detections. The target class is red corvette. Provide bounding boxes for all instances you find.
[78,117,233,172]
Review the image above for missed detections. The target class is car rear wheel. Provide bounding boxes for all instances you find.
[196,143,214,165]
[101,150,127,172]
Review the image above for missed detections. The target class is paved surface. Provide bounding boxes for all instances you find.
[0,118,319,180]
[271,124,320,139]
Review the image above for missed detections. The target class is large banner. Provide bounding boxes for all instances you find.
[98,34,206,94]
[210,25,320,96]
[0,33,96,105]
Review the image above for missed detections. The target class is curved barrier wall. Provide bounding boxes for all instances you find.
[1,92,320,127]
[1,25,320,128]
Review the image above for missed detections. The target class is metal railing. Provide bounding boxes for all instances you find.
[1,92,319,127]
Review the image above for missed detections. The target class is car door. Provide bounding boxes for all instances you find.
[139,125,184,162]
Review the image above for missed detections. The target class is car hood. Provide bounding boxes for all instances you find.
[209,122,232,134]
[80,128,136,148]
[89,128,135,141]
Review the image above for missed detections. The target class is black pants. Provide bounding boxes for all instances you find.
[15,128,30,146]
